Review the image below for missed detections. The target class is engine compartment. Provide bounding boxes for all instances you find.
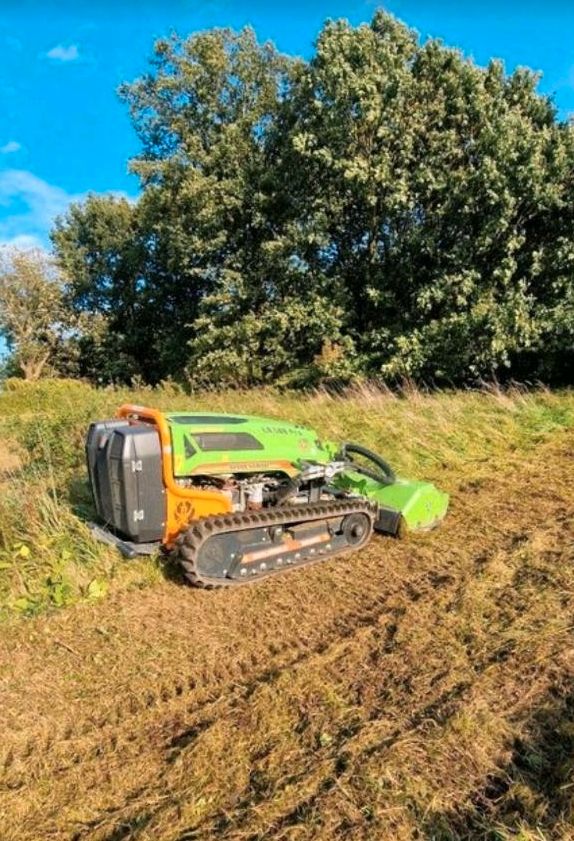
[175,459,351,513]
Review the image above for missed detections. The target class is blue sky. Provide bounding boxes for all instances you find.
[0,0,573,251]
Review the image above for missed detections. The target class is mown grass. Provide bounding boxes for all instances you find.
[0,378,573,841]
[0,378,572,619]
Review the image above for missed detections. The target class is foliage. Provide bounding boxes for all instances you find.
[0,248,78,380]
[50,195,151,383]
[285,13,574,382]
[48,12,574,387]
[189,295,358,388]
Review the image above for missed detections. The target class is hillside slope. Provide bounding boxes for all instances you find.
[0,384,572,840]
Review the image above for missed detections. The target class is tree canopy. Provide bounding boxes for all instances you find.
[0,249,78,381]
[46,11,574,387]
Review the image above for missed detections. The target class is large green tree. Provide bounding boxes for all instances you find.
[51,11,574,387]
[52,195,150,382]
[122,27,340,386]
[284,11,574,382]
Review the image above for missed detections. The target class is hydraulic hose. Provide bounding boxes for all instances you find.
[339,441,396,485]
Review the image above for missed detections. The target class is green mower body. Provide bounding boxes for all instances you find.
[167,411,449,533]
[86,405,449,586]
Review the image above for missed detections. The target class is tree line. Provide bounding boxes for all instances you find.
[2,10,574,386]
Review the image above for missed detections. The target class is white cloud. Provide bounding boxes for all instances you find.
[0,234,45,252]
[0,169,135,250]
[0,141,21,154]
[46,44,79,62]
[0,169,84,249]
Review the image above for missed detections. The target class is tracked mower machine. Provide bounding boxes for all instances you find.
[86,405,448,588]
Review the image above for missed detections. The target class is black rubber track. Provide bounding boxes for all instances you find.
[172,499,378,589]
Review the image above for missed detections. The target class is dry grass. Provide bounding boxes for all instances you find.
[0,439,21,475]
[0,381,573,840]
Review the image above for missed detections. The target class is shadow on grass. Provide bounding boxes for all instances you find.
[68,475,96,520]
[422,685,574,840]
[67,474,187,585]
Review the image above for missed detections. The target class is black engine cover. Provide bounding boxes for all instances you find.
[85,420,165,543]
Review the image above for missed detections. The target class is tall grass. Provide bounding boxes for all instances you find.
[0,378,572,618]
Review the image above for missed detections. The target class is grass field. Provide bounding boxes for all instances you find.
[0,379,573,840]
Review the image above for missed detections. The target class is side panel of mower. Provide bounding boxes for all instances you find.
[167,414,328,478]
[86,421,166,543]
[86,419,130,521]
[115,406,233,544]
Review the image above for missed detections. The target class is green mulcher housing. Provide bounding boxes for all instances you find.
[86,405,449,588]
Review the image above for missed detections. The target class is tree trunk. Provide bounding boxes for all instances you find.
[20,352,50,381]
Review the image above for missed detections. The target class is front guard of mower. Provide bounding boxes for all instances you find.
[333,466,449,535]
[369,477,449,533]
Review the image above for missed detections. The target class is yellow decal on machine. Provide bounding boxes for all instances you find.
[191,459,298,476]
